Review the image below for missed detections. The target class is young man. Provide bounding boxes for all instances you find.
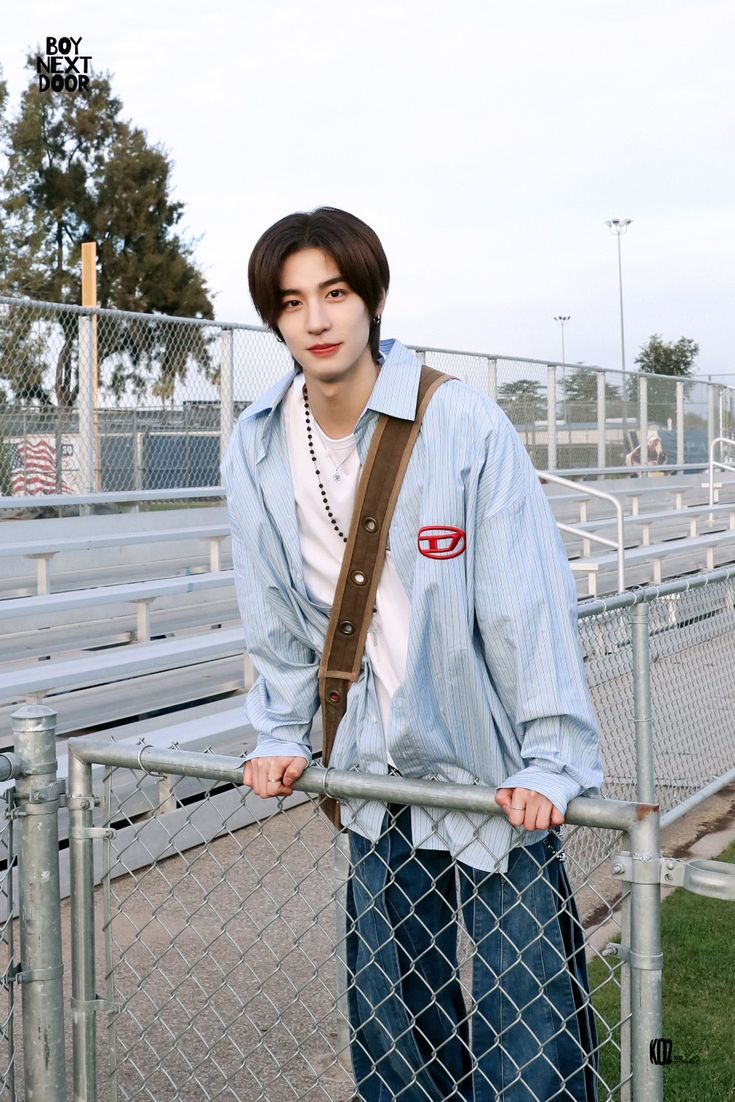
[221,207,604,1101]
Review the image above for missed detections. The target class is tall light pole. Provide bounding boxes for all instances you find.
[606,218,632,434]
[553,315,570,365]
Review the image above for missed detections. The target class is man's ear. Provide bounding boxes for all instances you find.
[376,291,387,316]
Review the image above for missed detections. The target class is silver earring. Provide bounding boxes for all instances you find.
[373,315,381,324]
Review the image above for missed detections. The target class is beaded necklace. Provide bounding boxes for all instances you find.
[302,382,356,544]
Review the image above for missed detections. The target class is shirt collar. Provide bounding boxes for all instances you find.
[363,339,422,421]
[240,338,422,427]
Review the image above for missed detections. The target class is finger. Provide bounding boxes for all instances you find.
[495,787,512,810]
[518,793,543,832]
[529,805,551,832]
[504,791,527,829]
[249,761,272,798]
[255,761,283,799]
[282,759,307,788]
[263,769,285,797]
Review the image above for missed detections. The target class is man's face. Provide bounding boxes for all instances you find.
[276,248,381,384]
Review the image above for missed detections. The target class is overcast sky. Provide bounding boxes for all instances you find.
[3,0,734,383]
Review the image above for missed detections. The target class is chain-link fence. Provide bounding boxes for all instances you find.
[577,568,735,816]
[412,345,735,474]
[1,569,735,1098]
[91,767,627,1102]
[57,573,735,1101]
[0,297,292,498]
[52,736,660,1102]
[2,296,734,499]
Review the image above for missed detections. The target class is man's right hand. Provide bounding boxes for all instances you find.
[243,755,308,799]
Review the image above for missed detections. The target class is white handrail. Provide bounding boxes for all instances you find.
[556,523,620,551]
[708,437,735,507]
[540,471,626,593]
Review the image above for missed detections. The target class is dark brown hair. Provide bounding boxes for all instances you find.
[247,207,390,368]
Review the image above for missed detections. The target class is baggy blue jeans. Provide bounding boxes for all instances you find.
[345,804,598,1101]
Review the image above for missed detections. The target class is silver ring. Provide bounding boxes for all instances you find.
[267,777,279,783]
[510,805,525,810]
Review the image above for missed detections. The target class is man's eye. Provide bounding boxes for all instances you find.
[282,299,300,309]
[328,289,346,299]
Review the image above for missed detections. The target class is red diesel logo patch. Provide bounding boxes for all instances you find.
[417,525,466,560]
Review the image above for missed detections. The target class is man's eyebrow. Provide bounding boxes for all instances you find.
[279,276,346,296]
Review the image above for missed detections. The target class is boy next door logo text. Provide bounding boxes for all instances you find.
[37,38,91,93]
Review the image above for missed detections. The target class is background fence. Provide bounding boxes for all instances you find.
[577,568,735,812]
[1,296,734,499]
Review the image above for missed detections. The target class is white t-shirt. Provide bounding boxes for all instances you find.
[282,374,411,765]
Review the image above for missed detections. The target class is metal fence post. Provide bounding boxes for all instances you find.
[68,748,100,1102]
[628,808,664,1102]
[597,370,606,473]
[11,704,67,1102]
[630,601,655,804]
[78,314,95,497]
[675,380,684,470]
[220,327,234,462]
[546,364,557,470]
[486,357,497,402]
[639,375,648,471]
[619,891,633,1102]
[708,383,716,457]
[628,598,663,1101]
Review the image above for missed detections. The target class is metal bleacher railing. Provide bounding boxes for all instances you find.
[1,295,734,498]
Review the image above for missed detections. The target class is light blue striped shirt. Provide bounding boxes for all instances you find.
[220,338,604,873]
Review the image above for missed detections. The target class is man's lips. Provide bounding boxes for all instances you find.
[310,343,346,357]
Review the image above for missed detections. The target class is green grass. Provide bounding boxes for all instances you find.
[588,839,735,1100]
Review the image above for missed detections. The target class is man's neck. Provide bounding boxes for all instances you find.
[302,357,380,438]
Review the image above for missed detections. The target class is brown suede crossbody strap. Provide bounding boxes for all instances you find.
[317,365,455,828]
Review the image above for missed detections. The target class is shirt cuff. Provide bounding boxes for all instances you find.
[498,765,584,815]
[244,739,312,765]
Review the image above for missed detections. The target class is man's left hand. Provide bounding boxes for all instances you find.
[495,786,564,832]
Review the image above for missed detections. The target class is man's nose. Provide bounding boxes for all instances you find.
[306,300,331,333]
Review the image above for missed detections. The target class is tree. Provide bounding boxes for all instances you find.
[559,367,622,423]
[634,334,699,377]
[629,335,699,429]
[497,378,545,427]
[0,53,215,407]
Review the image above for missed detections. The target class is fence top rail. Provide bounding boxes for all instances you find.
[3,296,734,393]
[65,735,647,831]
[0,294,264,332]
[577,561,735,617]
[408,342,735,389]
